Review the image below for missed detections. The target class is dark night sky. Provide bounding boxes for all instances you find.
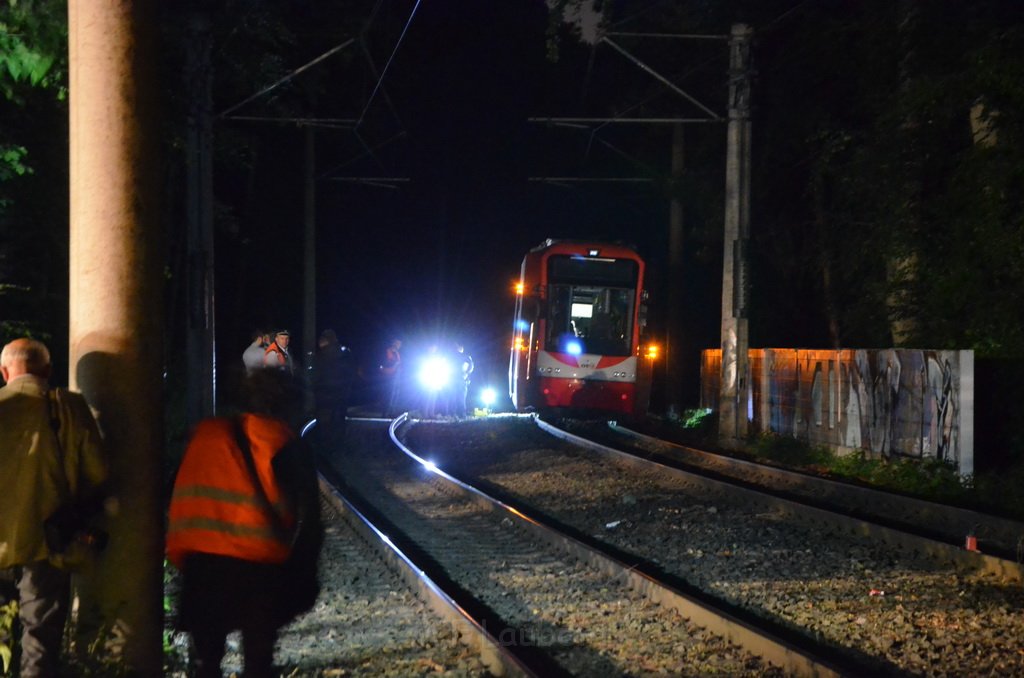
[215,1,727,402]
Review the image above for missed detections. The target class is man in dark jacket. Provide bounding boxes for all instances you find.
[312,329,353,447]
[450,341,474,419]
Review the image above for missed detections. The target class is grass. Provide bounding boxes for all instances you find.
[666,409,1024,522]
[751,431,1024,521]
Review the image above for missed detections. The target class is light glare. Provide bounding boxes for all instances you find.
[418,355,452,391]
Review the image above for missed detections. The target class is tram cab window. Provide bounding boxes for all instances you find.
[545,255,638,356]
[546,284,634,356]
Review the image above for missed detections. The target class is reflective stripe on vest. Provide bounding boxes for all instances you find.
[166,415,294,567]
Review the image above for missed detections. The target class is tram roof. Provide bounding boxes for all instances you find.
[528,239,643,261]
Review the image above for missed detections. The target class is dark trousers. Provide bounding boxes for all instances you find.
[2,560,70,678]
[382,376,400,417]
[458,380,470,417]
[179,553,284,678]
[315,402,347,449]
[191,614,276,678]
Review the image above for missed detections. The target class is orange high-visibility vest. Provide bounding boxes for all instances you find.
[167,414,295,568]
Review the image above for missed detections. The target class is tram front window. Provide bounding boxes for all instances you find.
[546,285,633,356]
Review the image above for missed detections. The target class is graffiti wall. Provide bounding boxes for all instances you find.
[701,348,974,475]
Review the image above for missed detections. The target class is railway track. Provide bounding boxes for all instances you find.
[316,417,871,676]
[545,417,1024,580]
[201,469,492,676]
[395,414,1024,676]
[582,418,1024,565]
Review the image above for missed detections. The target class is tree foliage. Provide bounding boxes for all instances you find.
[747,2,1024,356]
[5,1,1024,363]
[0,0,67,348]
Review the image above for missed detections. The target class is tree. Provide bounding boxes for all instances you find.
[0,0,68,352]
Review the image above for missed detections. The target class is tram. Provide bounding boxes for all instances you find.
[508,239,655,418]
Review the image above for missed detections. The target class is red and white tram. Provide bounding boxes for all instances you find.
[508,239,654,418]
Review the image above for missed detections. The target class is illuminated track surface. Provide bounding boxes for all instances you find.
[328,416,853,677]
[401,415,1024,677]
[552,418,1024,580]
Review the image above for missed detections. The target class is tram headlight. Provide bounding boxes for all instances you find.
[418,355,452,392]
[565,339,583,356]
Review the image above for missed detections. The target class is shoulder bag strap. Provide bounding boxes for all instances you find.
[231,416,291,544]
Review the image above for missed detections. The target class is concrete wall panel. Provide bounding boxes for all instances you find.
[701,348,974,475]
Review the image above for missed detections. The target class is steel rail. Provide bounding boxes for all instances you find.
[316,466,534,677]
[391,414,850,678]
[608,421,1024,560]
[533,417,1024,584]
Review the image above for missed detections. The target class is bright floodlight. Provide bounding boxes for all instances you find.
[481,387,497,407]
[418,355,452,391]
[566,340,583,356]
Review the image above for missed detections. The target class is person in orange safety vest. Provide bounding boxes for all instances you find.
[167,369,321,678]
[262,329,295,374]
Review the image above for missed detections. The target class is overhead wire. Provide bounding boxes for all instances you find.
[761,0,814,34]
[355,0,423,130]
[217,38,356,118]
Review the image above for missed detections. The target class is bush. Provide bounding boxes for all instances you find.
[745,432,1024,520]
[664,409,717,447]
[752,432,832,468]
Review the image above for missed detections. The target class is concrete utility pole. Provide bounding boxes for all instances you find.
[666,123,686,416]
[303,125,316,412]
[186,8,216,423]
[68,0,163,672]
[530,32,727,415]
[718,23,753,447]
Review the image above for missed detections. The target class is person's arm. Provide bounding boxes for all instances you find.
[60,390,111,512]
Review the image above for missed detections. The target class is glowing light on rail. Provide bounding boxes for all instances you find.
[422,460,439,473]
[513,336,526,351]
[514,281,524,295]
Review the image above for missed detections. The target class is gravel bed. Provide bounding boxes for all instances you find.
[405,417,1024,677]
[330,419,781,676]
[167,489,490,677]
[580,419,1024,558]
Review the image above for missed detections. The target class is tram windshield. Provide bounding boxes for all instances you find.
[545,256,637,357]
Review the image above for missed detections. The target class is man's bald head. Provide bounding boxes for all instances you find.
[0,338,52,383]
